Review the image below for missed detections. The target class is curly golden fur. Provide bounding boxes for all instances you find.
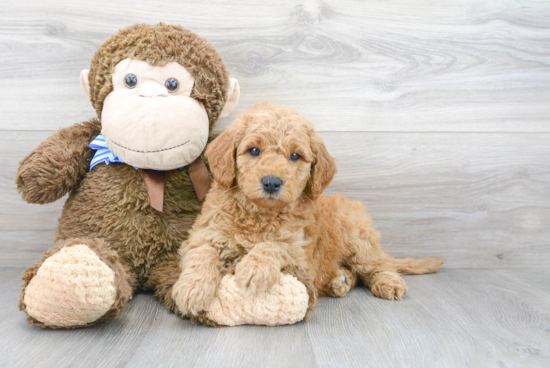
[171,102,444,318]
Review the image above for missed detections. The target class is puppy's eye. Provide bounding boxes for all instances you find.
[249,147,261,156]
[165,78,179,92]
[124,74,138,88]
[290,153,300,161]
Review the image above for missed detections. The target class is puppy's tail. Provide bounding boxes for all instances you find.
[392,257,445,275]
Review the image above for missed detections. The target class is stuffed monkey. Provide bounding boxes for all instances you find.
[17,23,308,328]
[16,23,240,328]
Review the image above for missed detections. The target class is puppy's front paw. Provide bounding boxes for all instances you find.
[370,273,408,301]
[234,256,280,294]
[172,275,217,316]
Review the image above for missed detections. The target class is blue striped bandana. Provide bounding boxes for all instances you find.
[89,134,125,170]
[89,134,185,171]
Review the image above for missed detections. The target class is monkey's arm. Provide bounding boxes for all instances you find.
[16,118,101,204]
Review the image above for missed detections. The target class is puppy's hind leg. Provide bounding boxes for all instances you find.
[347,238,409,301]
[363,255,445,300]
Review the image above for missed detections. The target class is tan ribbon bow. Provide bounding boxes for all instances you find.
[143,156,211,212]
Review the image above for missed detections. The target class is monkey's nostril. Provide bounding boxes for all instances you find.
[261,176,283,194]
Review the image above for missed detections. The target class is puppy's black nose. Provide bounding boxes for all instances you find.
[262,176,283,194]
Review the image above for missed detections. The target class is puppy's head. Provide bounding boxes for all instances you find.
[206,102,336,209]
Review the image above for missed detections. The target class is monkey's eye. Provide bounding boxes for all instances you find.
[165,78,179,92]
[249,147,261,156]
[124,74,138,88]
[290,153,301,161]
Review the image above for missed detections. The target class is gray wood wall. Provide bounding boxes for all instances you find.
[1,0,549,269]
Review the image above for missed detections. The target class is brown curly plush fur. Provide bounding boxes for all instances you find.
[169,103,444,320]
[16,119,100,205]
[88,23,230,129]
[16,24,231,328]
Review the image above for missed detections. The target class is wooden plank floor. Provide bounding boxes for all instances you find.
[1,267,549,368]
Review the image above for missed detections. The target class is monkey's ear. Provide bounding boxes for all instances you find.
[219,78,240,119]
[205,125,238,188]
[307,131,337,200]
[80,69,91,100]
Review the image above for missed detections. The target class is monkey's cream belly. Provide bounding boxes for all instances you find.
[101,90,209,170]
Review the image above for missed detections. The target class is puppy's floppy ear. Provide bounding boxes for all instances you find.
[206,125,238,187]
[307,131,336,200]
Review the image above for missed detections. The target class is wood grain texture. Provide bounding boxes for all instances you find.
[2,0,549,266]
[1,267,549,367]
[3,130,548,268]
[1,1,550,367]
[0,0,549,132]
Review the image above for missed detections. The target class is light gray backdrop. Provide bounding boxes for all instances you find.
[1,0,548,269]
[1,1,549,367]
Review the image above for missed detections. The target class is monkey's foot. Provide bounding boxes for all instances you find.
[204,273,309,326]
[20,240,133,328]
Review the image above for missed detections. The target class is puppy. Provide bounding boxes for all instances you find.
[172,102,444,317]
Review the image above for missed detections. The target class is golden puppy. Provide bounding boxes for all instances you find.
[172,102,444,317]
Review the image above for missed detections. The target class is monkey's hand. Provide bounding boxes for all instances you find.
[16,119,100,204]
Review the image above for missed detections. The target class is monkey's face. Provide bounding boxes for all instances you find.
[99,58,209,170]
